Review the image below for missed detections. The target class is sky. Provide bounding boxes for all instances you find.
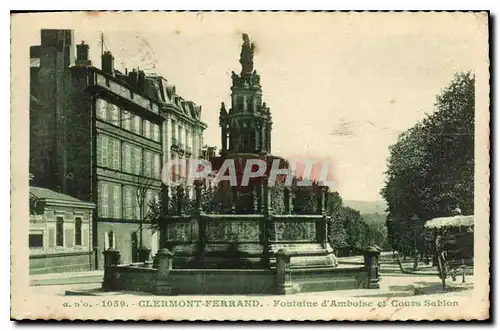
[20,12,486,201]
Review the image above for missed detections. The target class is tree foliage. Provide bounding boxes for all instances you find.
[381,72,475,253]
[363,213,389,249]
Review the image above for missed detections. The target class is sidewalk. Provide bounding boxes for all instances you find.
[30,270,103,286]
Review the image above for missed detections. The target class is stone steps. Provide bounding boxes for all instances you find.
[294,278,360,293]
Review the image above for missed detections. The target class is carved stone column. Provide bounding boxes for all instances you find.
[363,246,382,289]
[317,185,326,215]
[260,121,266,153]
[263,176,273,215]
[276,249,293,295]
[194,181,203,215]
[176,185,184,216]
[266,123,272,152]
[155,248,174,295]
[284,187,293,214]
[221,125,227,153]
[252,184,259,213]
[254,125,260,151]
[231,186,237,214]
[102,248,121,291]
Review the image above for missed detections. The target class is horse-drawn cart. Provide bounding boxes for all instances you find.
[425,215,474,289]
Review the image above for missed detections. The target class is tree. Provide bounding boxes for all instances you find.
[292,180,320,214]
[363,213,389,249]
[381,71,475,255]
[325,192,347,253]
[133,174,156,250]
[340,207,367,250]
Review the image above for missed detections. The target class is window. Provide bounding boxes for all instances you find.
[133,147,142,175]
[100,135,108,168]
[123,143,132,173]
[143,120,151,139]
[109,104,119,126]
[112,139,121,170]
[143,150,152,177]
[96,99,107,120]
[99,182,109,217]
[107,137,114,169]
[29,231,43,249]
[56,217,64,247]
[96,136,102,167]
[132,189,140,219]
[122,110,131,131]
[153,153,160,178]
[133,115,141,135]
[124,186,139,220]
[124,186,133,219]
[178,125,183,146]
[145,190,153,214]
[152,124,160,142]
[75,218,82,246]
[171,120,176,140]
[112,184,121,218]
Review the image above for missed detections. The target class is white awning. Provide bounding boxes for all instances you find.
[424,215,474,229]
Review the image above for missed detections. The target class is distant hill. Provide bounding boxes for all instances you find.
[342,200,388,215]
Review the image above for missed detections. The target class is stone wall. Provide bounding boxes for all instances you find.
[116,265,157,293]
[162,213,333,269]
[30,251,93,275]
[102,246,381,295]
[168,269,276,295]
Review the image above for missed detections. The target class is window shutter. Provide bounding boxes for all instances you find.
[113,140,120,170]
[102,136,108,167]
[96,135,102,166]
[107,138,113,169]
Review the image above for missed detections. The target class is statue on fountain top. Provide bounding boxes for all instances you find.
[239,33,255,75]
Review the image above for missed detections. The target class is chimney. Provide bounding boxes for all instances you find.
[40,29,75,68]
[75,41,91,67]
[138,70,146,93]
[128,69,138,90]
[101,51,114,74]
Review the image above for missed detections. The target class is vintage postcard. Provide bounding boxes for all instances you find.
[10,11,490,321]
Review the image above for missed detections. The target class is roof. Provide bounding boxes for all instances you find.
[424,215,474,229]
[30,186,95,208]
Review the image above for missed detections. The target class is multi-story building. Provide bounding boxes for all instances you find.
[29,29,207,269]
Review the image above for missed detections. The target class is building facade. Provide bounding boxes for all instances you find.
[29,29,208,269]
[29,186,95,274]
